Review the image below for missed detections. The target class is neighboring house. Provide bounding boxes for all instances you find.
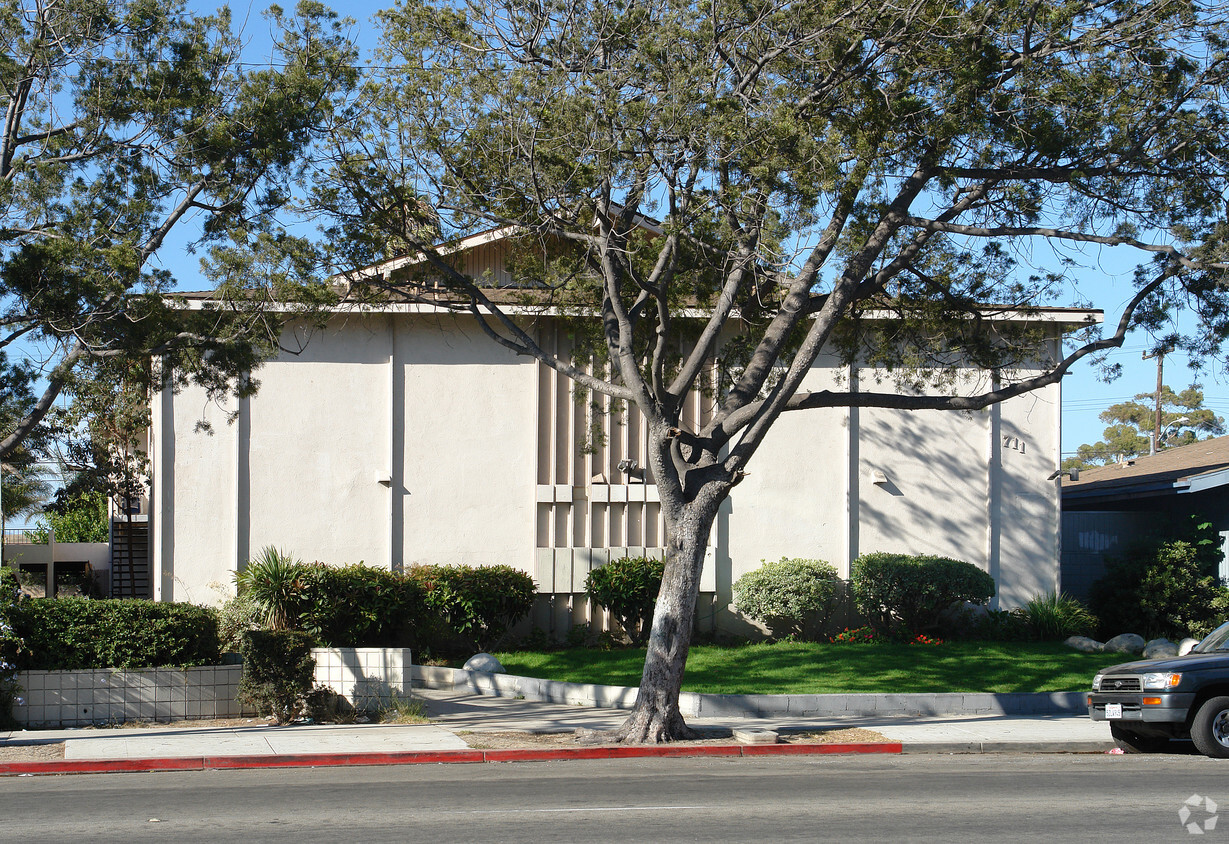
[1061,437,1229,599]
[144,229,1098,635]
[1,530,110,597]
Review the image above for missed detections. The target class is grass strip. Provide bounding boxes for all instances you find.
[493,641,1123,694]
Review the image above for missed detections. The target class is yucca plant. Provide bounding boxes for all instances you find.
[234,547,305,631]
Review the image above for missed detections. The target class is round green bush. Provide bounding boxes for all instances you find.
[851,552,995,638]
[584,556,665,645]
[733,558,839,639]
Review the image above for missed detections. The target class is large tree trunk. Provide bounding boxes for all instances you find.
[613,499,719,743]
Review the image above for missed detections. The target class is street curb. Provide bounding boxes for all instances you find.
[0,742,903,777]
[900,740,1116,754]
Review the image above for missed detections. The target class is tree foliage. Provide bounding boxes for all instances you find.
[318,0,1229,740]
[0,0,359,463]
[1067,385,1226,468]
[31,490,108,544]
[0,350,52,521]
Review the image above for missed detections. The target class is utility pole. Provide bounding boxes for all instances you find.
[1143,345,1171,455]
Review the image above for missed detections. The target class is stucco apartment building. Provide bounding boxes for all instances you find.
[143,231,1098,635]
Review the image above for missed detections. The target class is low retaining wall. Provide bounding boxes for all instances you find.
[411,665,1087,718]
[313,648,414,709]
[15,665,249,727]
[12,647,413,728]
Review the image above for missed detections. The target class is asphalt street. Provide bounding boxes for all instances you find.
[3,753,1225,842]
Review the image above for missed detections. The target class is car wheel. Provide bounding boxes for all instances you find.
[1110,723,1171,753]
[1191,696,1229,759]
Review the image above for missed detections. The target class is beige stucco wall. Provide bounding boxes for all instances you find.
[151,312,1063,618]
[153,312,537,603]
[720,355,1062,615]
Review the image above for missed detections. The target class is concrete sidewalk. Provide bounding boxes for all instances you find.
[0,688,1118,775]
[419,689,1116,753]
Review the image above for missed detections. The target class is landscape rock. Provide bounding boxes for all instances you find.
[463,653,506,674]
[1143,638,1179,659]
[1065,635,1105,653]
[1104,633,1147,655]
[1179,638,1201,656]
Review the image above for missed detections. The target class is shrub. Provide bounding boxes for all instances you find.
[234,547,305,630]
[216,590,265,652]
[583,556,665,645]
[968,609,1031,642]
[236,629,316,724]
[0,568,26,728]
[10,598,220,670]
[295,563,428,647]
[1018,591,1098,640]
[1089,519,1227,640]
[408,564,537,651]
[851,552,996,638]
[733,558,840,639]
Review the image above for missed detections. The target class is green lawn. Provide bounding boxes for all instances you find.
[491,641,1125,694]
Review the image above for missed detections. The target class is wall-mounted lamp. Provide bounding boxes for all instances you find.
[617,458,645,481]
[1046,468,1080,482]
[870,469,889,485]
[374,470,392,486]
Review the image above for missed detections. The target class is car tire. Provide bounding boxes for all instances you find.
[1110,723,1170,753]
[1191,696,1229,759]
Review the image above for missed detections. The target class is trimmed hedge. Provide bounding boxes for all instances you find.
[733,558,839,639]
[10,597,221,670]
[407,564,537,651]
[851,552,995,638]
[295,563,428,647]
[232,557,538,656]
[584,556,665,645]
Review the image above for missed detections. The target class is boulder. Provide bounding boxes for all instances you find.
[1143,638,1179,659]
[1104,633,1147,655]
[1065,635,1105,654]
[1179,638,1201,656]
[463,653,507,674]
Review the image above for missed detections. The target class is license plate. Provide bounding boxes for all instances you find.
[1105,703,1123,719]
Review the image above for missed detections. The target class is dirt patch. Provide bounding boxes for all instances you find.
[459,727,890,749]
[0,742,64,762]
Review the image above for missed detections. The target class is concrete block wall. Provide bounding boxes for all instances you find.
[313,648,413,708]
[10,648,414,728]
[14,665,247,728]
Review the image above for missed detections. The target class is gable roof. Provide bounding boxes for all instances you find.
[1062,435,1229,503]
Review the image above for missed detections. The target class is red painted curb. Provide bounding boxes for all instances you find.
[0,742,902,777]
[205,750,487,769]
[0,757,204,776]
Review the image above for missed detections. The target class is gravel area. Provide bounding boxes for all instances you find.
[0,743,64,761]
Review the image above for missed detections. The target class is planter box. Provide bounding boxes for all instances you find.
[10,647,414,728]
